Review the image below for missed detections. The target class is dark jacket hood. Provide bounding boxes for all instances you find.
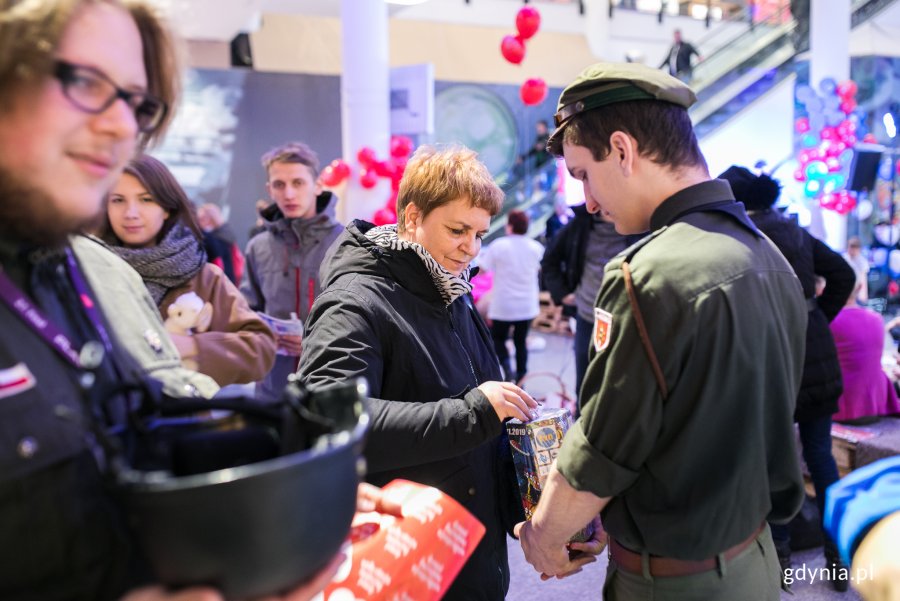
[322,220,445,305]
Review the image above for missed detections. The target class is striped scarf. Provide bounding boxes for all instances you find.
[365,224,472,306]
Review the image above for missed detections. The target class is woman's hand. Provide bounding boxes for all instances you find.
[477,381,539,422]
[277,334,303,356]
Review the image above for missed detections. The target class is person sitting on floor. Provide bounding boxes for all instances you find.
[831,281,900,424]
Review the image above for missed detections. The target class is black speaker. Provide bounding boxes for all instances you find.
[230,33,253,68]
[848,145,884,192]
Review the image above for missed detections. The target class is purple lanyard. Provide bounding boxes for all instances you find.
[0,249,111,370]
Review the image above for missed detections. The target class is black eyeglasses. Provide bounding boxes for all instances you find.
[53,59,168,134]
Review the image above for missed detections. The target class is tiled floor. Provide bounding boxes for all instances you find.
[505,331,862,600]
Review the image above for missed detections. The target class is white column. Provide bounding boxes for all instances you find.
[583,0,610,59]
[810,0,851,249]
[339,0,391,224]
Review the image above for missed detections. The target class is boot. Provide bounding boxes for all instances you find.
[824,538,850,593]
[774,538,793,594]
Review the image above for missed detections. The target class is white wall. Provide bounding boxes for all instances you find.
[699,74,796,180]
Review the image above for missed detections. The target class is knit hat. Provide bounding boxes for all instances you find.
[718,165,782,211]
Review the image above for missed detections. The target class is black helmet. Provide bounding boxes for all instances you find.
[112,378,369,600]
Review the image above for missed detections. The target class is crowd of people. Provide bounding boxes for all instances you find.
[1,1,898,601]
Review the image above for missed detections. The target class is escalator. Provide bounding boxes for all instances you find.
[690,0,898,139]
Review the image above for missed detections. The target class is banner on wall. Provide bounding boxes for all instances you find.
[390,63,435,136]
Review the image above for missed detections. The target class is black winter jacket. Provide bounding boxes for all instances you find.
[298,220,521,601]
[748,209,856,421]
[541,204,593,306]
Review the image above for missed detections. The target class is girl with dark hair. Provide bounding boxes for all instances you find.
[104,154,276,387]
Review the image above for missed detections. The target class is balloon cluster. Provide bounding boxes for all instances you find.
[794,78,870,215]
[498,7,547,107]
[357,136,413,226]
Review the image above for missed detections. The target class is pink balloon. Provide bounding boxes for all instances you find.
[500,35,526,65]
[793,168,806,182]
[839,99,857,114]
[331,159,350,181]
[356,147,377,168]
[825,157,842,172]
[372,160,394,178]
[836,80,858,99]
[373,208,395,226]
[319,165,342,187]
[515,6,541,40]
[389,136,413,159]
[820,127,838,141]
[795,117,810,134]
[359,169,378,189]
[520,78,548,106]
[863,133,877,143]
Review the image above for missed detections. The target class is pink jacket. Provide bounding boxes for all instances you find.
[830,306,900,421]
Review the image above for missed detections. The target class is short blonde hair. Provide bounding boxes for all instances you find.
[0,0,181,147]
[261,141,320,179]
[396,145,503,234]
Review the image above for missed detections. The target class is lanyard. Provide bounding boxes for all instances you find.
[0,249,110,370]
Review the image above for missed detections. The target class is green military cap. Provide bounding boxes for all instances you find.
[548,62,697,149]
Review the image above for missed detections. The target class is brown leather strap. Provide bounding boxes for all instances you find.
[622,261,668,400]
[609,523,765,578]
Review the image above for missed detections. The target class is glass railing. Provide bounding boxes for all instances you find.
[486,159,559,244]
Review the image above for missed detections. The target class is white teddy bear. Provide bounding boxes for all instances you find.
[164,291,213,335]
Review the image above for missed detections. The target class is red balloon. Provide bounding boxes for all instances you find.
[500,35,526,65]
[319,165,341,187]
[515,6,541,40]
[356,147,377,167]
[863,133,877,143]
[359,169,378,189]
[389,136,413,159]
[372,208,395,226]
[372,160,394,178]
[820,127,838,141]
[387,190,398,212]
[836,80,858,99]
[331,159,350,181]
[520,78,548,106]
[794,117,810,134]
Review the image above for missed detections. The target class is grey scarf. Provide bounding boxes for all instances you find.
[365,224,472,306]
[110,222,207,305]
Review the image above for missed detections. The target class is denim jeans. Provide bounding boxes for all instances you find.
[770,414,840,547]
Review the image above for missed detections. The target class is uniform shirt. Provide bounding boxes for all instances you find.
[556,180,807,560]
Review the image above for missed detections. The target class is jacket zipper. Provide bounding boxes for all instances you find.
[448,309,479,387]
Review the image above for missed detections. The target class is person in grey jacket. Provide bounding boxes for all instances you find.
[241,142,344,402]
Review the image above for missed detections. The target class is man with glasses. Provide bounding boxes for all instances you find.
[0,1,362,599]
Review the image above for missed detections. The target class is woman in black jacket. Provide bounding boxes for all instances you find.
[720,166,856,592]
[299,146,545,601]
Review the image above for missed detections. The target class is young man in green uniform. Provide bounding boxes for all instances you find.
[514,62,808,601]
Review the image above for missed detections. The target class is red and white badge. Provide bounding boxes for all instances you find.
[593,307,613,353]
[0,363,36,400]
